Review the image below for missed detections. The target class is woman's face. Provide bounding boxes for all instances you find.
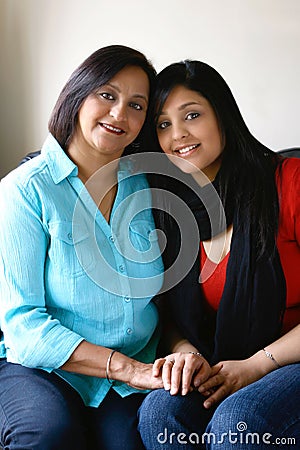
[156,85,224,181]
[71,65,150,163]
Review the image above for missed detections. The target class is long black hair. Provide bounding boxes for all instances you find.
[151,60,282,258]
[48,45,156,154]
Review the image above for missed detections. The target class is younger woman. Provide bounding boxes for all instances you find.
[138,60,300,449]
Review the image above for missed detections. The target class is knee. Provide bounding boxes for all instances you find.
[139,390,214,449]
[138,389,172,426]
[39,413,81,443]
[2,411,85,450]
[138,388,210,431]
[207,388,264,437]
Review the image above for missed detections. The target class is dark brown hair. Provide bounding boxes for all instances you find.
[152,60,282,257]
[48,45,156,153]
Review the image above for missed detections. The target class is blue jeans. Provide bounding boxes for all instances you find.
[0,360,146,450]
[138,364,300,449]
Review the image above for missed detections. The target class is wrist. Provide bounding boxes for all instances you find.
[262,348,281,369]
[249,350,280,376]
[107,351,135,384]
[172,339,199,354]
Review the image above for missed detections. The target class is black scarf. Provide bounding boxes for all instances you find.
[152,167,286,364]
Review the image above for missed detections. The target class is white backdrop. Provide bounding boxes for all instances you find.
[1,0,299,178]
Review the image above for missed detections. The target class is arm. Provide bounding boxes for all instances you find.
[0,177,163,390]
[61,340,163,390]
[198,324,300,409]
[198,159,300,408]
[0,178,82,368]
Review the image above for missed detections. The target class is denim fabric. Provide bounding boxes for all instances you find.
[0,134,164,406]
[138,364,300,449]
[138,389,214,449]
[206,364,300,449]
[0,360,146,450]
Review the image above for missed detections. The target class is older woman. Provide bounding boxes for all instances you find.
[0,45,164,450]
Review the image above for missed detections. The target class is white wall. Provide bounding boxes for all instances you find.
[1,0,300,178]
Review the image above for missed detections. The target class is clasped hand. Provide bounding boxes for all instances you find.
[152,352,212,397]
[152,353,263,409]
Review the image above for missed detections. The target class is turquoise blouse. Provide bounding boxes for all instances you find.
[0,134,164,407]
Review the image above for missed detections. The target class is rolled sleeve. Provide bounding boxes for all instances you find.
[0,175,83,369]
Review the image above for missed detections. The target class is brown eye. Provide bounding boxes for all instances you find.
[186,112,200,120]
[158,121,170,130]
[129,102,143,111]
[99,92,114,100]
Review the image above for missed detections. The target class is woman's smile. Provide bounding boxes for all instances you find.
[157,85,224,180]
[173,143,201,156]
[68,65,149,167]
[99,122,126,135]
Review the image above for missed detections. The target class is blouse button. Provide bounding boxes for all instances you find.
[67,233,72,240]
[126,328,133,335]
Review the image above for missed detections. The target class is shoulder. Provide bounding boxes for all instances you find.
[276,157,300,219]
[277,156,300,180]
[1,134,74,196]
[1,154,48,194]
[0,160,51,224]
[276,157,300,193]
[0,138,63,209]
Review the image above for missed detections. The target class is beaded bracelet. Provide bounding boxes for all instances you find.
[106,349,116,384]
[262,348,281,369]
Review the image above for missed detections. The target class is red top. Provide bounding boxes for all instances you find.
[200,157,300,334]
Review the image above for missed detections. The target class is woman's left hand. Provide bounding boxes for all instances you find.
[197,358,266,409]
[153,352,213,396]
